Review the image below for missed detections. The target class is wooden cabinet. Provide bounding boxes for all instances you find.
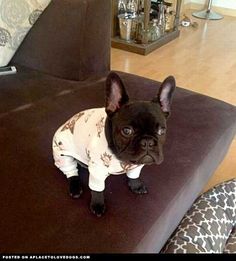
[111,0,182,55]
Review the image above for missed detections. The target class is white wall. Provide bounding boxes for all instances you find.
[183,0,191,4]
[190,0,236,10]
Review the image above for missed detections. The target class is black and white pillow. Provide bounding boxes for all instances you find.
[161,179,236,253]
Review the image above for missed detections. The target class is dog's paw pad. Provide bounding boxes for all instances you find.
[90,204,106,217]
[70,191,82,199]
[132,185,148,194]
[128,178,148,195]
[68,177,82,199]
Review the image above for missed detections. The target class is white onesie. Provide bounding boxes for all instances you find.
[52,108,144,192]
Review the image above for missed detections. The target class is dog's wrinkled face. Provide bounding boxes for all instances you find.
[105,72,175,165]
[107,101,166,165]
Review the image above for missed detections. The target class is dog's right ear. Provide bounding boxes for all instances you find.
[152,76,176,118]
[105,72,129,116]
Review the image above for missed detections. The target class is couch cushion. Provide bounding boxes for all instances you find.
[11,0,111,81]
[0,65,105,115]
[0,0,51,66]
[0,71,236,253]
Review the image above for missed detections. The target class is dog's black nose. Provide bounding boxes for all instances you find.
[140,138,155,149]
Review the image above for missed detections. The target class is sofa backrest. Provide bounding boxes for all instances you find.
[11,0,111,81]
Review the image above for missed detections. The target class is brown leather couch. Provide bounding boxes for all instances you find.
[1,0,236,253]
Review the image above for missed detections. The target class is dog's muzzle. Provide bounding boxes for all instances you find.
[139,137,156,150]
[137,136,162,165]
[140,155,155,164]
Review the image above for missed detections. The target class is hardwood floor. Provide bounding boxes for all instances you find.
[111,12,236,192]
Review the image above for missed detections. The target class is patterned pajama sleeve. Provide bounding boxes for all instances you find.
[126,165,144,179]
[88,162,110,192]
[52,136,78,179]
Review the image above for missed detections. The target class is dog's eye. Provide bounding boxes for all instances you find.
[121,127,134,137]
[157,127,166,136]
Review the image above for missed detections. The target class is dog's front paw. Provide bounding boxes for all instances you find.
[68,176,83,199]
[90,203,106,217]
[90,190,106,217]
[128,178,148,194]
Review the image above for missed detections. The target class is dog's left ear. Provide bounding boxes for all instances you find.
[105,72,129,116]
[153,76,176,118]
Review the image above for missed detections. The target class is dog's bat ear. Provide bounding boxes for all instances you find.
[105,72,129,116]
[153,76,176,118]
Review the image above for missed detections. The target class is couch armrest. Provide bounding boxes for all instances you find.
[11,0,111,81]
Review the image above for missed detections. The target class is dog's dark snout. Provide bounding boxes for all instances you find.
[140,138,156,149]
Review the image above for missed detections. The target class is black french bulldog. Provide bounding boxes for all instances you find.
[53,72,175,217]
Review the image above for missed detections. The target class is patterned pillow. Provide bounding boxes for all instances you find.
[0,0,51,67]
[161,179,236,253]
[224,227,236,253]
